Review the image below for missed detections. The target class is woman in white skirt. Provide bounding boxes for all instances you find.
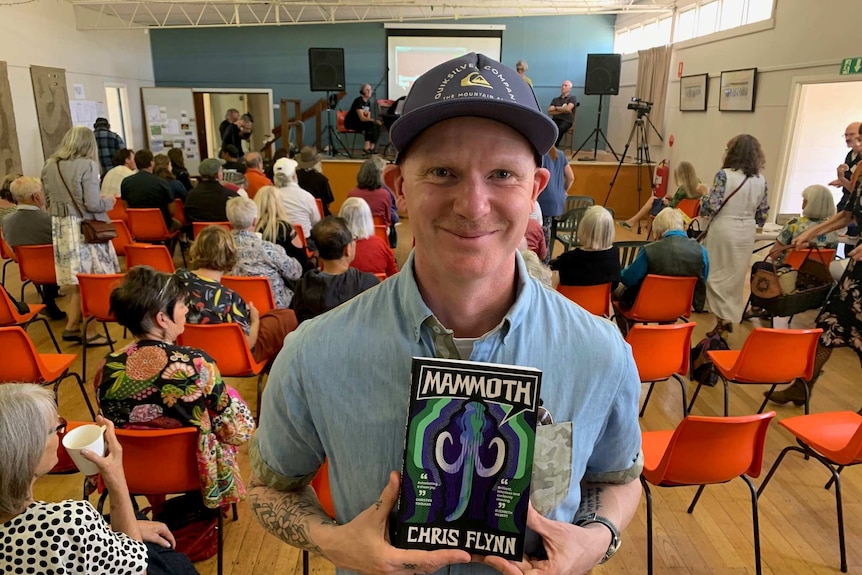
[701,134,770,336]
[41,126,119,345]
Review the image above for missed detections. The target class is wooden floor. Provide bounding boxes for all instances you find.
[28,218,862,575]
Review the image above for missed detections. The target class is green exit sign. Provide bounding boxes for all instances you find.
[841,57,862,75]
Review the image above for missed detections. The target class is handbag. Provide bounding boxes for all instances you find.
[686,217,703,239]
[56,162,117,244]
[749,247,834,316]
[695,176,750,243]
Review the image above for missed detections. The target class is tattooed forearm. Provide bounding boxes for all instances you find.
[576,485,604,518]
[248,482,337,557]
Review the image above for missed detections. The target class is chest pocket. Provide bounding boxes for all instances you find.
[530,422,572,515]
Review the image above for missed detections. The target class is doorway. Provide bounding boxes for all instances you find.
[104,85,132,148]
[191,90,273,159]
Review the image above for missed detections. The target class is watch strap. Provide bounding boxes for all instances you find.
[574,512,620,564]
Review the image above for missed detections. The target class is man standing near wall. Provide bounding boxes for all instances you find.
[832,121,862,236]
[548,80,577,147]
[219,108,240,142]
[93,118,125,176]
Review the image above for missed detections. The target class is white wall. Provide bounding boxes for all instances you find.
[1,0,154,176]
[607,0,861,220]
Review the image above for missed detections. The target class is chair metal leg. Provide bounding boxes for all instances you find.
[20,279,31,302]
[672,374,689,417]
[639,382,656,418]
[231,502,238,521]
[256,372,266,422]
[687,380,704,414]
[640,476,653,575]
[1,259,10,286]
[825,466,844,490]
[741,474,763,575]
[830,464,848,572]
[756,445,798,497]
[721,375,730,417]
[687,485,706,513]
[81,316,90,385]
[302,550,309,575]
[757,384,778,414]
[217,509,224,575]
[104,321,115,352]
[32,316,61,353]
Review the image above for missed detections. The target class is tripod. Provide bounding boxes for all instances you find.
[604,112,663,234]
[573,94,618,161]
[324,91,350,158]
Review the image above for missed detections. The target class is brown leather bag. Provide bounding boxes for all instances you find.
[56,162,117,244]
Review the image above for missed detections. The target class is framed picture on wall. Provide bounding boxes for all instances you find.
[679,74,708,111]
[719,68,757,112]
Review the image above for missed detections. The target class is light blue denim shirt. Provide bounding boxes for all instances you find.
[253,251,642,575]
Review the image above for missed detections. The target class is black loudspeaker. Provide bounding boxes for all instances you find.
[584,54,622,96]
[309,48,345,92]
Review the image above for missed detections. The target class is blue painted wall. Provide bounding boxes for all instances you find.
[150,14,615,149]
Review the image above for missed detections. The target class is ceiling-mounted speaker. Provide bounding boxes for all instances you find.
[584,53,622,96]
[309,48,345,92]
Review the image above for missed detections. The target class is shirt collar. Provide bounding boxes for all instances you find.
[15,204,39,211]
[663,230,687,238]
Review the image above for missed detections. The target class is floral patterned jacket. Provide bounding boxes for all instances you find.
[95,340,255,509]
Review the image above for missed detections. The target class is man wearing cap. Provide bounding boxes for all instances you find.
[243,152,272,199]
[184,158,239,228]
[548,81,577,147]
[296,146,335,216]
[93,118,125,176]
[250,54,641,575]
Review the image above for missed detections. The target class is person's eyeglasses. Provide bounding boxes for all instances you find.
[51,419,67,436]
[157,274,174,301]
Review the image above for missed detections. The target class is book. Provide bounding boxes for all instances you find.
[393,356,542,560]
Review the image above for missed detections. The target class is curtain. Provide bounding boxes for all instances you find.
[635,45,673,143]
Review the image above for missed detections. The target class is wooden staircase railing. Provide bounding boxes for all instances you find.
[260,92,346,159]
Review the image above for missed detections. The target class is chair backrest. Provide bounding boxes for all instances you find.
[675,198,701,220]
[311,459,336,519]
[784,248,836,270]
[177,323,261,377]
[111,219,134,257]
[125,243,176,273]
[0,288,25,324]
[374,225,390,246]
[626,322,696,382]
[0,237,15,261]
[728,327,822,383]
[173,199,187,227]
[628,274,697,322]
[556,283,611,317]
[126,208,171,241]
[14,244,57,285]
[315,198,325,219]
[294,224,309,249]
[115,428,200,495]
[0,326,49,382]
[372,215,384,227]
[374,272,387,282]
[651,412,775,484]
[564,195,595,212]
[336,110,349,132]
[77,273,124,322]
[107,201,129,224]
[221,276,275,315]
[614,240,649,269]
[192,221,231,238]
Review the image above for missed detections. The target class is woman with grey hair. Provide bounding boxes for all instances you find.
[765,184,838,264]
[226,196,303,309]
[0,384,151,574]
[515,59,532,87]
[347,157,393,229]
[338,197,397,277]
[41,126,119,346]
[550,205,620,288]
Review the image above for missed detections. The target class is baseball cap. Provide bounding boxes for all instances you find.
[389,53,557,161]
[273,157,298,179]
[199,157,225,177]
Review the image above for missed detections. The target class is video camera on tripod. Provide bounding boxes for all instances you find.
[627,97,652,116]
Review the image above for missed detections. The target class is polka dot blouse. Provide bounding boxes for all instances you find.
[0,500,148,574]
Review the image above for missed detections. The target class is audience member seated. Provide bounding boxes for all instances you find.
[183,158,239,228]
[550,205,620,289]
[620,160,707,230]
[766,184,839,264]
[220,145,246,174]
[524,217,547,262]
[291,216,379,323]
[272,157,320,239]
[2,177,66,320]
[0,174,20,223]
[339,197,397,277]
[616,207,709,316]
[295,146,335,216]
[100,148,135,198]
[243,152,271,199]
[548,80,577,147]
[177,226,297,363]
[226,196,302,309]
[120,149,180,231]
[264,147,288,181]
[0,383,173,575]
[153,153,187,202]
[97,266,254,510]
[254,185,312,273]
[167,148,193,192]
[347,157,393,229]
[370,154,400,248]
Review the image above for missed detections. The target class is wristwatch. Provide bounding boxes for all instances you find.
[574,512,621,564]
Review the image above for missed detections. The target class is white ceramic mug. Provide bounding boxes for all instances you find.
[61,424,105,475]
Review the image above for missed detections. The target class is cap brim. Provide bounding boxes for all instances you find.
[390,99,558,158]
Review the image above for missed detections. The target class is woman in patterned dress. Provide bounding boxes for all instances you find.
[95,266,254,509]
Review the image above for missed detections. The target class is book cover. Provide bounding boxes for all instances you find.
[394,357,542,560]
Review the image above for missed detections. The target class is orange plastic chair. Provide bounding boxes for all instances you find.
[293,224,315,258]
[173,198,187,227]
[0,236,16,286]
[626,322,695,419]
[107,201,128,224]
[192,221,231,238]
[556,283,611,317]
[221,276,276,315]
[373,225,392,250]
[14,244,57,302]
[111,219,134,259]
[126,208,184,265]
[96,427,235,575]
[303,460,336,575]
[784,247,836,270]
[335,110,361,155]
[0,285,61,352]
[125,243,176,273]
[0,326,95,418]
[315,198,324,220]
[757,411,862,572]
[688,327,822,416]
[374,272,386,282]
[77,274,124,381]
[372,215,385,227]
[178,323,269,419]
[612,274,697,332]
[641,412,775,575]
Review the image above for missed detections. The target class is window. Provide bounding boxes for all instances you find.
[746,0,773,23]
[697,1,718,36]
[719,0,744,30]
[676,8,696,42]
[657,16,672,43]
[104,85,131,148]
[614,29,630,54]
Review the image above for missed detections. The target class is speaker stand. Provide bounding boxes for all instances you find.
[573,94,618,162]
[324,94,351,159]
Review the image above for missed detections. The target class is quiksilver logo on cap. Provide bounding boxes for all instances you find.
[460,72,493,89]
